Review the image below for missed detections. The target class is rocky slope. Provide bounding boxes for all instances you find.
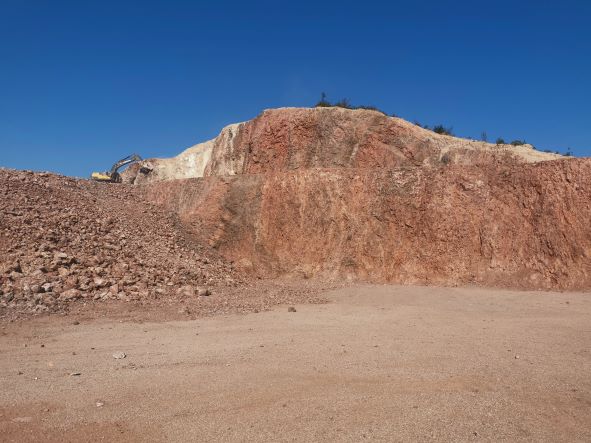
[2,107,587,318]
[123,107,559,184]
[0,169,240,317]
[130,107,589,290]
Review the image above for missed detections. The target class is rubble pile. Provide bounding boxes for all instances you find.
[0,169,239,317]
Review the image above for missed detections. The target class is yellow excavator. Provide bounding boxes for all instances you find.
[91,154,142,183]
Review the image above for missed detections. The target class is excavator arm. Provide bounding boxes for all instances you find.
[91,154,143,183]
[107,154,142,177]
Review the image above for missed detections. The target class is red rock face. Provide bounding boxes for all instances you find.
[141,158,591,290]
[134,107,587,290]
[124,107,558,184]
[207,108,554,174]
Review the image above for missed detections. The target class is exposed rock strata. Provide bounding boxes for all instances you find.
[127,107,587,290]
[123,107,559,184]
[141,159,591,290]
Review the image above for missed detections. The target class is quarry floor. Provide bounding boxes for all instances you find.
[0,284,590,442]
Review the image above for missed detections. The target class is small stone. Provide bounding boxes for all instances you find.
[73,321,80,325]
[96,401,104,407]
[59,288,81,301]
[197,287,211,297]
[176,285,195,297]
[63,275,78,289]
[288,306,297,312]
[515,355,520,359]
[93,277,108,288]
[112,351,126,359]
[9,271,23,280]
[70,372,81,376]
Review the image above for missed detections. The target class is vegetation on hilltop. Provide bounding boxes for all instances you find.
[313,93,573,156]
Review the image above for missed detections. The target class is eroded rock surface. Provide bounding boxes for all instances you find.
[141,159,591,290]
[131,107,588,290]
[123,107,559,184]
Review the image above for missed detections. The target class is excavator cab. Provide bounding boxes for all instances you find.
[91,154,142,183]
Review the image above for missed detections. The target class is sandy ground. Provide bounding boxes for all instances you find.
[0,284,589,442]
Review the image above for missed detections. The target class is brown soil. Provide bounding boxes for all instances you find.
[1,284,589,442]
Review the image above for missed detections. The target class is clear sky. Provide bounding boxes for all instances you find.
[1,0,590,177]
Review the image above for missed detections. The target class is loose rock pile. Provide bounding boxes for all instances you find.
[0,169,239,317]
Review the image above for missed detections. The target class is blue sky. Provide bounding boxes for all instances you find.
[1,0,590,177]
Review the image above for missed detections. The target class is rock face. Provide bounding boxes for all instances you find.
[141,159,591,290]
[133,107,590,290]
[123,107,559,184]
[2,106,588,313]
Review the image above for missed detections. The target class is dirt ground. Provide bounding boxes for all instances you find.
[0,283,589,442]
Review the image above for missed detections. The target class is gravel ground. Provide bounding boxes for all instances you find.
[1,283,589,442]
